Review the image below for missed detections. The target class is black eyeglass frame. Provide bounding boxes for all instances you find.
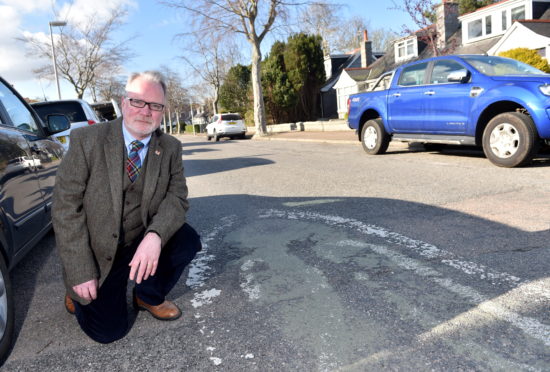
[125,97,165,112]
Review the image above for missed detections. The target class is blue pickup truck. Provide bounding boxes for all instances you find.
[347,55,550,167]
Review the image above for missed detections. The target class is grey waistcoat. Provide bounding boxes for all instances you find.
[120,157,148,246]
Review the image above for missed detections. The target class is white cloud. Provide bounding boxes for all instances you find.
[59,0,137,27]
[0,0,51,13]
[0,5,49,83]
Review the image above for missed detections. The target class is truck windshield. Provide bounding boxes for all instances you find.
[463,56,547,76]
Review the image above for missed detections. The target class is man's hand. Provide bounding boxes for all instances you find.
[129,232,161,284]
[73,279,99,301]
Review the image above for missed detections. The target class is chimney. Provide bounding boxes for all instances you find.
[436,0,459,50]
[360,30,374,68]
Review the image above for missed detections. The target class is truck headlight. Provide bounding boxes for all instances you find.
[540,85,550,96]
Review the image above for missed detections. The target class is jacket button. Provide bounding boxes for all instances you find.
[105,256,112,261]
[112,233,118,238]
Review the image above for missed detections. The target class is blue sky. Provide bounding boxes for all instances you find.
[0,0,415,101]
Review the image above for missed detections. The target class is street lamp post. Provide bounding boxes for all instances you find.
[49,21,67,100]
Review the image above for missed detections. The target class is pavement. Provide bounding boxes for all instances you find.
[251,130,359,144]
[179,129,360,145]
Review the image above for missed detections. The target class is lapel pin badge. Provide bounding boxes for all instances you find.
[155,150,161,156]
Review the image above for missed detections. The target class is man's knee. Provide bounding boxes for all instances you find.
[167,223,202,256]
[74,302,129,344]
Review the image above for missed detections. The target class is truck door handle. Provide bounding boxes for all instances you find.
[392,93,401,97]
[424,90,435,95]
[470,86,484,97]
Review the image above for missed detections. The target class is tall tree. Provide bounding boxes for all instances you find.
[262,41,296,123]
[219,64,252,115]
[284,33,324,121]
[178,32,239,114]
[261,34,324,123]
[297,2,341,55]
[163,0,310,137]
[160,66,190,134]
[299,4,396,54]
[21,8,132,99]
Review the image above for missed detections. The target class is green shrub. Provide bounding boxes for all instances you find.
[498,48,550,73]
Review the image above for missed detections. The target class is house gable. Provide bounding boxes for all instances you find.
[488,20,550,58]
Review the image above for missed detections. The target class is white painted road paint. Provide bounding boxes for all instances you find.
[185,208,549,368]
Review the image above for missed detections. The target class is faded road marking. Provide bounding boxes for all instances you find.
[339,240,550,346]
[260,209,523,287]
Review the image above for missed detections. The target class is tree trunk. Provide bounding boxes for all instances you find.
[250,41,267,136]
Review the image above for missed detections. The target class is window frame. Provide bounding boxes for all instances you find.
[394,37,418,63]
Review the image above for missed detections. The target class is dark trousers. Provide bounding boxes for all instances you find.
[73,223,201,343]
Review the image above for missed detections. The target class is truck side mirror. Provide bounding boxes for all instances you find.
[46,114,71,134]
[447,70,470,83]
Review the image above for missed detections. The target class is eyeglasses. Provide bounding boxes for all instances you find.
[125,97,165,112]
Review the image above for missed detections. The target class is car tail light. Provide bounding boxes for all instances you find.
[346,98,351,118]
[217,117,222,124]
[87,120,96,125]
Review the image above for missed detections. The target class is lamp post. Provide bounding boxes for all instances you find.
[49,21,66,100]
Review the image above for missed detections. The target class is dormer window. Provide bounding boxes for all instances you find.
[394,37,418,63]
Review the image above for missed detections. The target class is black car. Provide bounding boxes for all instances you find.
[0,76,69,363]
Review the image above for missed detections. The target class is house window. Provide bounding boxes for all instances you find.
[501,10,507,31]
[395,38,417,62]
[468,19,483,39]
[511,5,525,21]
[485,15,492,35]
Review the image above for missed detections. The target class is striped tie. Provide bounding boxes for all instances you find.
[127,140,144,182]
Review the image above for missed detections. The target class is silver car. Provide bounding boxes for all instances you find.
[31,99,101,150]
[206,113,247,141]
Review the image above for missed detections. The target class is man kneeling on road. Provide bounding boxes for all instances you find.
[52,70,201,343]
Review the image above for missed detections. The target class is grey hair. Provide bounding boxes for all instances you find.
[125,71,167,95]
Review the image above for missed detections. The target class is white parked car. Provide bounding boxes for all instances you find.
[206,113,247,141]
[31,99,101,150]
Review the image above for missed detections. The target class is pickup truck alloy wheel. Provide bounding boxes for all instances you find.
[361,118,390,155]
[482,112,538,167]
[0,253,14,364]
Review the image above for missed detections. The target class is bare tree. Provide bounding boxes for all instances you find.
[163,0,307,136]
[21,8,132,99]
[299,5,397,55]
[178,33,240,114]
[160,66,190,134]
[392,0,439,56]
[298,2,341,55]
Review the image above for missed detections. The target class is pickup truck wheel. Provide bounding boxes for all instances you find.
[482,112,538,167]
[0,253,14,365]
[361,119,390,155]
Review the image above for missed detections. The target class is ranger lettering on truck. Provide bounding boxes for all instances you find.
[347,55,550,167]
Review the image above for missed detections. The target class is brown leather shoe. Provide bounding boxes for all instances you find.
[133,295,182,321]
[65,295,76,315]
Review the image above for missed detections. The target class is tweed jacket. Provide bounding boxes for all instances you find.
[52,118,189,304]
